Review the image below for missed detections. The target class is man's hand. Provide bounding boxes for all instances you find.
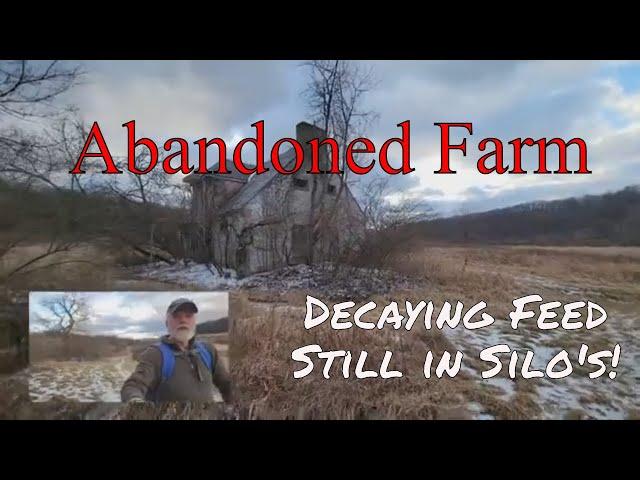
[223,403,239,419]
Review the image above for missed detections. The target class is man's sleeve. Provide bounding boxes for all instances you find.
[209,344,233,403]
[121,346,161,402]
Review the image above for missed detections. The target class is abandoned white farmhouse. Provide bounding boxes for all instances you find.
[183,122,365,276]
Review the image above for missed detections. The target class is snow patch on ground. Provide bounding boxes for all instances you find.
[28,355,136,402]
[129,261,416,299]
[28,354,225,403]
[127,260,638,419]
[445,310,640,420]
[240,263,415,299]
[128,261,240,290]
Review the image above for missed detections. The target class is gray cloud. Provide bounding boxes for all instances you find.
[41,60,640,215]
[30,291,228,338]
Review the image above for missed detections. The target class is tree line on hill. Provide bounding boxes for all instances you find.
[409,186,640,246]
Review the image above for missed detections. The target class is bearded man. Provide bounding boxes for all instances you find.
[121,298,232,404]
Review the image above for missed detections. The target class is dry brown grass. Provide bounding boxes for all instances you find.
[387,243,640,308]
[229,291,496,419]
[1,244,109,300]
[29,333,151,362]
[227,289,544,420]
[226,243,640,420]
[1,242,637,419]
[418,244,639,286]
[0,235,185,301]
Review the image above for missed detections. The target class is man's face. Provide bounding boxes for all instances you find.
[166,309,197,343]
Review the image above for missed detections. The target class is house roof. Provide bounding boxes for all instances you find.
[184,148,364,216]
[221,148,297,213]
[183,161,248,184]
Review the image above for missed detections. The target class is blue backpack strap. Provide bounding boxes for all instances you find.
[194,341,215,373]
[155,342,175,382]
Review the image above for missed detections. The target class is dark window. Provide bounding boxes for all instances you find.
[327,184,336,194]
[236,247,247,270]
[293,178,309,190]
[239,229,253,246]
[291,224,311,263]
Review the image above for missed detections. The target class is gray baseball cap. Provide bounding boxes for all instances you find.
[166,298,198,315]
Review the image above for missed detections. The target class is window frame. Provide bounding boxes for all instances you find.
[292,177,309,190]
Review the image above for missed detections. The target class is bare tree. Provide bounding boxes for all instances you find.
[0,60,82,142]
[0,235,91,292]
[0,60,80,117]
[53,115,94,194]
[81,151,192,266]
[354,176,436,267]
[102,151,183,206]
[38,293,91,335]
[171,181,192,210]
[0,61,83,189]
[301,60,379,263]
[0,114,102,193]
[0,128,64,191]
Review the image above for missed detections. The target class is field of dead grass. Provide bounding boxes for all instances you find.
[229,290,478,419]
[0,331,231,418]
[228,243,640,420]
[1,240,638,419]
[389,244,639,418]
[29,333,147,362]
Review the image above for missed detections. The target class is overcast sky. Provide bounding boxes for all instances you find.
[52,60,640,215]
[29,291,228,339]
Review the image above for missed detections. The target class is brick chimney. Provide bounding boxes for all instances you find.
[296,121,330,172]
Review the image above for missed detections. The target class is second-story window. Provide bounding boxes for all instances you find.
[293,178,309,190]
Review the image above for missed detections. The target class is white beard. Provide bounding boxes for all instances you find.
[172,327,195,344]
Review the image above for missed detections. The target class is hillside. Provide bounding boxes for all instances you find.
[0,179,186,257]
[196,317,229,334]
[411,185,640,245]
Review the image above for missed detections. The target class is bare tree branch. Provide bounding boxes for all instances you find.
[350,176,437,266]
[0,60,82,120]
[301,60,379,263]
[39,293,91,335]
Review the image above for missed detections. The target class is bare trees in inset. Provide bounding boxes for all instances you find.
[37,293,92,335]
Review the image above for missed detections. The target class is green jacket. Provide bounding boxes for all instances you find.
[121,335,232,403]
